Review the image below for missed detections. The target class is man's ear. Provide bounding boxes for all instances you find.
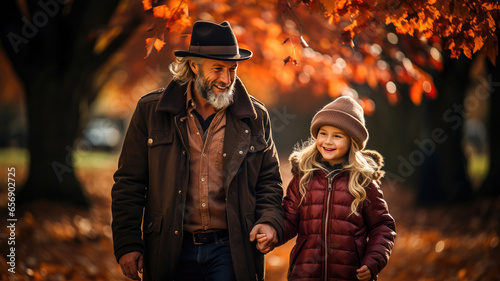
[189,60,199,75]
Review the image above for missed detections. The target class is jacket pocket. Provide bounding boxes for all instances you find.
[143,210,162,234]
[248,135,267,153]
[288,236,307,279]
[354,236,366,266]
[147,130,173,147]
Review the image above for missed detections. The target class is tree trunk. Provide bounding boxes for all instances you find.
[417,55,474,204]
[479,55,500,196]
[17,64,90,207]
[0,0,142,207]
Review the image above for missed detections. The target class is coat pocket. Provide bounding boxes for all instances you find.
[143,210,162,234]
[288,236,307,279]
[147,130,173,147]
[248,135,267,153]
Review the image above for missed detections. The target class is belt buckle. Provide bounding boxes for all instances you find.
[192,233,203,245]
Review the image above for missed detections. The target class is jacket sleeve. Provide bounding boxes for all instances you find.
[254,109,285,243]
[361,182,397,279]
[111,100,149,262]
[280,175,301,245]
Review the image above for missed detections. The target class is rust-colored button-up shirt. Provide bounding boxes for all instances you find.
[183,83,228,233]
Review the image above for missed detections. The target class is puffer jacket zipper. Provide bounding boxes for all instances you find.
[324,171,340,281]
[324,176,332,280]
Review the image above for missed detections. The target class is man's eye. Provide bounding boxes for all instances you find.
[213,68,223,72]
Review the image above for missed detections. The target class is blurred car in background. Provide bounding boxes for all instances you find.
[78,117,125,152]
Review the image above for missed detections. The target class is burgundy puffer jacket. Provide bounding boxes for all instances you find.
[282,151,396,281]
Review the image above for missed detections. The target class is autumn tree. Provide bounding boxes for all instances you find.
[0,0,143,207]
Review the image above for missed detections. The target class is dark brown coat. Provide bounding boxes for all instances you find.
[111,78,285,281]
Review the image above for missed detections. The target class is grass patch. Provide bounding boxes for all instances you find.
[0,148,119,170]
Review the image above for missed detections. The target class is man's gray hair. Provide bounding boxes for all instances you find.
[169,56,205,85]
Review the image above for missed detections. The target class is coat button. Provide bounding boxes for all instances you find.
[182,150,186,155]
[239,151,243,154]
[244,129,249,134]
[178,190,182,194]
[223,153,227,157]
[147,222,153,228]
[174,230,179,235]
[250,146,255,152]
[148,138,153,145]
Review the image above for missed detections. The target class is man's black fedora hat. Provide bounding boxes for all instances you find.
[174,21,252,61]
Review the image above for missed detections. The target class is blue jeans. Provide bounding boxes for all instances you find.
[174,235,237,281]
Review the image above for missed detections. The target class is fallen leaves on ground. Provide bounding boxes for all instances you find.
[1,164,499,280]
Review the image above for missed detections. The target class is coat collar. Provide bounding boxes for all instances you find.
[155,77,257,120]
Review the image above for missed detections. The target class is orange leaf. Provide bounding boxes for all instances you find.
[153,5,172,19]
[473,36,485,53]
[142,0,152,10]
[154,38,166,52]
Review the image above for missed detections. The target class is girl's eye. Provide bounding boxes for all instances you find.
[335,135,342,138]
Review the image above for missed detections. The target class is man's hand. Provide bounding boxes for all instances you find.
[249,223,277,254]
[119,251,143,280]
[356,265,372,281]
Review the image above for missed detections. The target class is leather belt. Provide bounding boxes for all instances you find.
[183,230,229,245]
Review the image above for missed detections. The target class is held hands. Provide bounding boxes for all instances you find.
[119,251,143,280]
[249,223,277,254]
[356,265,372,281]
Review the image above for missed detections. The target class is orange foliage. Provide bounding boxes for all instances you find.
[133,0,497,112]
[301,0,499,65]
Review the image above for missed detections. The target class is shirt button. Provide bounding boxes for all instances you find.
[244,129,249,134]
[196,132,200,135]
[202,202,206,207]
[191,102,195,107]
[190,114,193,118]
[175,230,179,235]
[239,150,243,154]
[201,177,205,182]
[148,138,153,145]
[202,153,206,157]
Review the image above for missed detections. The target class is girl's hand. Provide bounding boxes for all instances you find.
[256,233,267,243]
[356,265,371,281]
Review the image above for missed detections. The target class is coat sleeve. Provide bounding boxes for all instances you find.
[253,109,285,243]
[361,182,397,279]
[281,175,301,245]
[111,100,149,262]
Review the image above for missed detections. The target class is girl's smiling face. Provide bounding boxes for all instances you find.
[316,125,351,165]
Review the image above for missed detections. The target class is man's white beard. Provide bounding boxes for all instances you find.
[194,71,235,111]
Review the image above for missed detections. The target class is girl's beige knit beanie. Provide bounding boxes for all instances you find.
[310,96,369,150]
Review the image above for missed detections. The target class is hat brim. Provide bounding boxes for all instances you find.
[174,48,252,61]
